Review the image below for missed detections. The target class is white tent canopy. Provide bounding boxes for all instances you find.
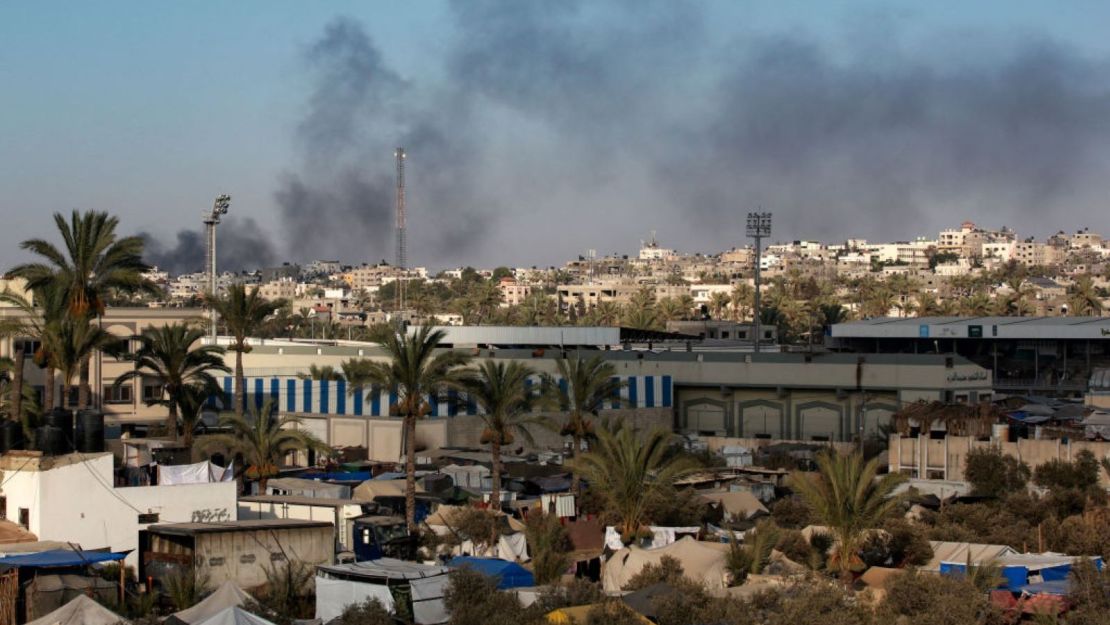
[603,536,731,592]
[167,581,253,625]
[194,606,276,625]
[26,594,128,625]
[925,541,1018,571]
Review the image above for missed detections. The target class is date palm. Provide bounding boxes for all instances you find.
[200,398,329,491]
[0,285,66,417]
[360,326,472,530]
[731,283,754,321]
[1069,275,1103,316]
[9,210,153,408]
[593,301,621,326]
[789,452,905,582]
[206,285,284,418]
[42,316,120,409]
[708,291,731,320]
[460,360,545,507]
[569,423,696,541]
[540,355,624,491]
[115,323,229,443]
[298,364,342,381]
[654,297,686,324]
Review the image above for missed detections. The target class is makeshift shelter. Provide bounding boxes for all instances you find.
[448,557,534,589]
[941,552,1102,590]
[859,566,904,590]
[25,594,128,625]
[602,537,731,592]
[353,479,425,500]
[925,541,1019,572]
[264,477,350,499]
[720,445,753,468]
[622,582,681,620]
[165,581,254,625]
[316,558,452,625]
[700,491,768,521]
[1083,412,1110,440]
[0,549,130,620]
[604,526,700,551]
[158,460,234,485]
[194,606,276,625]
[440,465,489,490]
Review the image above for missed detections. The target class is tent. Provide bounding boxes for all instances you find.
[314,577,394,623]
[194,606,276,625]
[621,582,681,620]
[0,549,128,568]
[353,479,425,501]
[317,558,452,625]
[941,553,1103,590]
[157,460,234,485]
[166,581,254,625]
[448,557,534,589]
[925,541,1017,572]
[602,536,731,592]
[25,594,128,625]
[265,477,349,499]
[699,491,768,521]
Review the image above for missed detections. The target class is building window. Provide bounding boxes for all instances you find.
[67,387,79,407]
[142,383,162,403]
[18,508,28,529]
[0,497,6,519]
[106,384,134,404]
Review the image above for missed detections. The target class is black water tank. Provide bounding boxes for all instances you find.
[34,426,65,456]
[75,410,105,453]
[44,408,74,452]
[0,421,24,453]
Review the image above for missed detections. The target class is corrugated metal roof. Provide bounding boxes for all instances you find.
[146,519,333,535]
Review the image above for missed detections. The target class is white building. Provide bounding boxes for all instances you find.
[0,452,237,568]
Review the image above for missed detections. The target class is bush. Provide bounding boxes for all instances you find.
[533,578,603,613]
[771,497,813,529]
[964,446,1030,498]
[880,569,1002,625]
[774,529,812,565]
[443,568,539,625]
[332,598,393,625]
[1035,450,1101,493]
[625,555,686,590]
[860,518,932,568]
[443,506,502,555]
[162,569,210,612]
[257,561,314,623]
[524,512,572,585]
[585,600,653,625]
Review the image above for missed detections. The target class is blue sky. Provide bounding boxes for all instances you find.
[3,1,1110,272]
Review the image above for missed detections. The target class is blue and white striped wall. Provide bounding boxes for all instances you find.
[211,374,672,417]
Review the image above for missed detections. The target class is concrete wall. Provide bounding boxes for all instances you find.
[676,387,901,442]
[0,453,237,568]
[888,434,1110,486]
[293,416,449,462]
[443,408,673,450]
[194,525,334,590]
[702,436,857,455]
[237,501,365,552]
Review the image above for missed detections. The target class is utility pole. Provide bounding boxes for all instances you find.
[747,211,772,353]
[394,147,407,319]
[204,194,231,344]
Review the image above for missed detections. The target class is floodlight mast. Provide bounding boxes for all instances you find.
[746,212,772,353]
[204,194,231,343]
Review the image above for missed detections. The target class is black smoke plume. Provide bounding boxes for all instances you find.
[140,217,276,275]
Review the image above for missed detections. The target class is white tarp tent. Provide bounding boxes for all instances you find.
[194,606,276,625]
[158,460,234,485]
[314,577,395,622]
[925,541,1018,572]
[353,479,425,501]
[166,581,253,625]
[26,594,128,625]
[604,526,700,551]
[603,536,731,592]
[317,559,452,625]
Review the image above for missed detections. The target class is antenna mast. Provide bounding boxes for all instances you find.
[394,147,406,314]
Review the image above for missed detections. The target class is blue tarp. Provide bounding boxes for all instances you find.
[1018,580,1072,596]
[0,549,128,568]
[448,557,535,589]
[299,471,372,482]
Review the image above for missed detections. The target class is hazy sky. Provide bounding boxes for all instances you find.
[3,1,1110,273]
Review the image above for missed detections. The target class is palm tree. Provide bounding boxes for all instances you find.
[360,326,472,529]
[1000,277,1035,316]
[1069,275,1103,316]
[8,210,151,320]
[620,304,658,330]
[9,211,153,408]
[340,358,374,391]
[207,285,284,418]
[731,283,754,321]
[114,323,229,442]
[789,452,906,581]
[175,383,220,449]
[569,423,696,541]
[460,360,546,507]
[708,291,731,320]
[654,297,686,324]
[0,357,40,433]
[200,398,329,491]
[298,364,342,381]
[540,355,624,491]
[0,285,66,419]
[42,316,120,409]
[593,301,621,326]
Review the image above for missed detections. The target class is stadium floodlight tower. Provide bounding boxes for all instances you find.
[204,194,231,343]
[746,211,772,353]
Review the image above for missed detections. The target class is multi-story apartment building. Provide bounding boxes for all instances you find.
[497,277,532,307]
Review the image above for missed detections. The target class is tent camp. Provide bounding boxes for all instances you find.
[602,537,731,592]
[699,491,769,521]
[448,557,534,589]
[25,594,128,625]
[265,477,350,499]
[165,581,254,625]
[194,606,275,625]
[941,552,1103,590]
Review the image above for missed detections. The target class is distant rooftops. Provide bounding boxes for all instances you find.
[832,316,1110,340]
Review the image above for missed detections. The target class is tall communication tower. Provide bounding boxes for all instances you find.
[204,194,231,343]
[394,147,407,314]
[746,211,772,353]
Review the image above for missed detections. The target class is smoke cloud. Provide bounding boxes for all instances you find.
[145,3,1110,272]
[140,217,276,275]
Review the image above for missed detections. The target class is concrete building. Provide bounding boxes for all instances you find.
[497,277,532,307]
[0,451,237,568]
[889,434,1110,484]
